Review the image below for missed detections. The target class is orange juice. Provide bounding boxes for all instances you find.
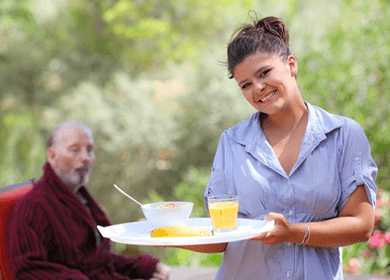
[209,201,239,231]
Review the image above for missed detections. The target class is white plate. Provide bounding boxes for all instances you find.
[97,218,274,246]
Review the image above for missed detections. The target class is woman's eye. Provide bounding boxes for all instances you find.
[241,83,251,89]
[72,147,79,152]
[260,69,271,77]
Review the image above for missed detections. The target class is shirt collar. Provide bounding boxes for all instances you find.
[227,101,344,147]
[306,101,343,137]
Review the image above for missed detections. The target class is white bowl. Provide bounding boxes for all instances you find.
[141,201,193,226]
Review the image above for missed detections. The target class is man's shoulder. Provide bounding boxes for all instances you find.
[8,181,52,230]
[13,179,51,208]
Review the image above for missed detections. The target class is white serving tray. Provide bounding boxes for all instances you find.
[97,218,274,246]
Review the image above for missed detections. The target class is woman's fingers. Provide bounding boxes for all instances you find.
[250,231,268,241]
[251,212,291,244]
[265,212,284,222]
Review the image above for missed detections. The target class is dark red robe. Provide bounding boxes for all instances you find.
[7,163,158,279]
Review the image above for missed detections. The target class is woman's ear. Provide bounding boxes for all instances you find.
[287,55,298,78]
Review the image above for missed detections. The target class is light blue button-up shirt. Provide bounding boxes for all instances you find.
[204,102,377,280]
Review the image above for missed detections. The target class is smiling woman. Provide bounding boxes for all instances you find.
[227,18,309,177]
[166,16,378,280]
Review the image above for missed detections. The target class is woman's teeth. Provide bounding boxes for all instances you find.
[260,91,276,102]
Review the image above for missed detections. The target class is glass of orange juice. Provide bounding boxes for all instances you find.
[207,195,239,232]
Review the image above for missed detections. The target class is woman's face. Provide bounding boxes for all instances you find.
[233,52,299,116]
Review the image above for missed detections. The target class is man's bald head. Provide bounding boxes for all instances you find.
[48,121,93,148]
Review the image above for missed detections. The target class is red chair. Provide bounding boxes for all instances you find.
[0,179,36,280]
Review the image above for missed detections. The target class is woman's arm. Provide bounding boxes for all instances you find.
[252,185,375,247]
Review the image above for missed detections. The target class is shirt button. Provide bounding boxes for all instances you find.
[289,210,293,215]
[287,271,290,277]
[287,180,291,185]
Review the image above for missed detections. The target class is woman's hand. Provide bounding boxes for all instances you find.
[250,185,374,247]
[250,212,297,245]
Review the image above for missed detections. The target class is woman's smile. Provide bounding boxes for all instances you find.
[260,90,277,103]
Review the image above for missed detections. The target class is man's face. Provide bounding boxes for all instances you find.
[47,126,95,191]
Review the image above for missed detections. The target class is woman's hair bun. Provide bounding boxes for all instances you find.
[227,15,291,78]
[254,16,289,46]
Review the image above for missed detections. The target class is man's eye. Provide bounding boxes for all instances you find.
[72,147,79,152]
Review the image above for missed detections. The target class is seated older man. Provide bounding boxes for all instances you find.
[7,121,170,280]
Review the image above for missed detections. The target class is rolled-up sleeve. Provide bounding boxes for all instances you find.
[338,118,378,211]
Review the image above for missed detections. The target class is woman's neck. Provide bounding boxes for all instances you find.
[260,99,308,133]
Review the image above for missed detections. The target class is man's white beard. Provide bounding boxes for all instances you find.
[56,164,92,191]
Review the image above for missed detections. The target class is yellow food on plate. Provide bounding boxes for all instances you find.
[150,226,212,238]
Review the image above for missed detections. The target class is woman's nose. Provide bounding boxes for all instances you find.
[253,80,265,91]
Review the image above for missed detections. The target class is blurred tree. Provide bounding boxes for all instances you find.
[102,0,254,73]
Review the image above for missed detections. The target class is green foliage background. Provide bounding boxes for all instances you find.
[1,0,389,274]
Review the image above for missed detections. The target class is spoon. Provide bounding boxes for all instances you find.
[113,184,143,207]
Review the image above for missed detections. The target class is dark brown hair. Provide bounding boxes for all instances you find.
[227,16,291,79]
